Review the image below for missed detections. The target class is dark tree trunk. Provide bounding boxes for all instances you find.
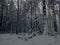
[16,0,20,34]
[0,3,4,33]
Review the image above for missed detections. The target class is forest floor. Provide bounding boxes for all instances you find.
[0,33,60,45]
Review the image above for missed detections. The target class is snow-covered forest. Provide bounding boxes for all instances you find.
[0,0,60,45]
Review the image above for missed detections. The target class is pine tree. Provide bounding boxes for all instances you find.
[0,0,6,33]
[8,0,17,33]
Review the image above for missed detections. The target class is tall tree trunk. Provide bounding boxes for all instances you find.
[0,3,4,33]
[16,0,19,34]
[42,0,46,34]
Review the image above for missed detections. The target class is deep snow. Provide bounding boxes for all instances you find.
[0,34,60,45]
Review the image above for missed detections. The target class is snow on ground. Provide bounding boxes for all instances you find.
[0,34,60,45]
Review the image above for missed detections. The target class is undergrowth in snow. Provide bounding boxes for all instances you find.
[0,34,60,45]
